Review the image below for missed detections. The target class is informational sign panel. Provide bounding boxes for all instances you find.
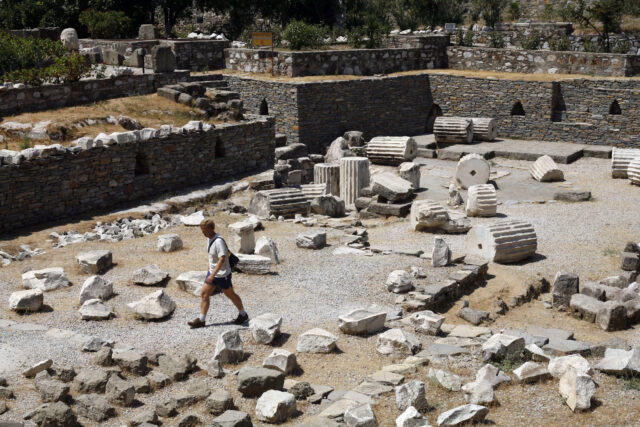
[252,32,273,48]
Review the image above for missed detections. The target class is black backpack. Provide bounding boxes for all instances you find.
[208,236,240,269]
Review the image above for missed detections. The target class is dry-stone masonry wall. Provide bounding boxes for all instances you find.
[447,46,640,77]
[0,117,274,231]
[225,35,449,77]
[0,71,188,116]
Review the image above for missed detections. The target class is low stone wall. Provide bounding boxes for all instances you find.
[0,117,275,232]
[79,39,229,71]
[0,71,189,116]
[225,36,449,77]
[225,74,433,153]
[8,27,61,40]
[447,46,640,77]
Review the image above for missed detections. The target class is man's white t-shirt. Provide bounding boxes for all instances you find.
[208,233,231,278]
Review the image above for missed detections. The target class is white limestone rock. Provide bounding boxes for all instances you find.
[79,299,113,321]
[371,172,414,202]
[9,289,43,312]
[179,211,205,226]
[338,309,387,335]
[428,368,462,391]
[465,220,537,263]
[431,237,451,267]
[465,184,497,217]
[594,348,640,375]
[376,328,422,357]
[255,236,281,264]
[263,349,297,375]
[132,264,169,286]
[436,404,489,426]
[228,221,255,254]
[398,162,421,189]
[407,310,445,335]
[344,403,377,427]
[255,390,296,423]
[60,28,79,50]
[22,268,71,291]
[297,328,337,353]
[249,313,282,344]
[157,234,183,252]
[127,290,175,320]
[558,370,597,412]
[235,254,272,274]
[513,361,551,383]
[79,276,114,304]
[396,406,431,427]
[386,270,413,293]
[296,230,326,249]
[214,329,244,363]
[76,250,113,274]
[176,271,207,296]
[548,354,592,378]
[530,155,564,182]
[455,153,490,190]
[482,334,525,362]
[395,380,428,412]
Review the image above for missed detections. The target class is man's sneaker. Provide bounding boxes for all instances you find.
[188,318,206,328]
[233,312,249,325]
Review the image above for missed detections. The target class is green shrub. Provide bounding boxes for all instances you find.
[612,39,631,54]
[488,31,505,48]
[519,29,542,50]
[239,26,283,48]
[347,27,365,48]
[281,20,326,50]
[79,9,132,39]
[508,2,521,21]
[549,35,571,51]
[0,31,66,75]
[457,29,474,47]
[2,53,91,86]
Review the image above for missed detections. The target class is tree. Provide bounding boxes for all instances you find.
[472,0,508,29]
[563,0,626,52]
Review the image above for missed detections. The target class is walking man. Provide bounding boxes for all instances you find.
[188,218,248,328]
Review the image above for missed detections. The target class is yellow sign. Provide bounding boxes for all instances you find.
[252,32,273,47]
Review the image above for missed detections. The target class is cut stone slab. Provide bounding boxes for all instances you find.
[76,250,113,274]
[366,370,404,386]
[79,275,114,304]
[206,389,234,415]
[569,294,603,323]
[396,406,431,427]
[530,155,564,182]
[318,398,360,421]
[75,393,115,421]
[427,368,462,391]
[559,370,596,412]
[255,390,296,423]
[237,367,285,397]
[419,343,468,357]
[296,230,327,249]
[157,234,183,252]
[376,328,422,357]
[176,271,207,296]
[594,348,640,375]
[297,328,337,353]
[552,271,579,309]
[432,237,451,267]
[407,310,445,335]
[235,254,272,274]
[132,264,169,286]
[228,221,255,254]
[127,290,176,320]
[344,403,377,427]
[553,190,592,202]
[23,359,53,378]
[112,350,147,374]
[255,236,281,264]
[513,361,551,383]
[9,289,43,312]
[548,354,592,378]
[250,313,282,344]
[211,410,253,427]
[263,349,297,375]
[525,325,574,342]
[456,307,490,326]
[395,379,428,411]
[436,404,489,426]
[338,308,386,335]
[386,270,413,293]
[383,364,417,375]
[79,299,113,321]
[482,334,525,362]
[353,381,393,397]
[449,325,492,338]
[543,340,591,357]
[372,172,413,202]
[22,268,71,291]
[214,329,244,363]
[596,300,628,331]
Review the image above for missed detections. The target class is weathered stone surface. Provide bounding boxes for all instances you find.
[237,367,285,397]
[75,393,115,421]
[206,389,234,415]
[372,172,414,202]
[228,221,255,254]
[376,328,422,357]
[386,270,413,293]
[482,334,525,361]
[151,45,176,72]
[398,162,421,189]
[132,376,151,393]
[558,370,596,412]
[326,137,354,163]
[436,404,489,426]
[427,368,462,391]
[157,234,183,252]
[340,157,370,207]
[407,310,445,335]
[255,390,296,423]
[211,410,253,427]
[548,354,592,378]
[36,378,70,403]
[297,328,337,353]
[456,153,490,189]
[249,313,282,344]
[112,350,147,374]
[465,184,497,217]
[263,349,297,375]
[60,28,79,50]
[596,300,628,331]
[410,200,470,234]
[434,117,473,144]
[249,188,310,218]
[594,348,640,375]
[22,268,71,291]
[127,290,175,320]
[456,307,490,326]
[106,375,135,406]
[79,275,114,304]
[530,155,564,182]
[311,195,346,217]
[431,237,451,267]
[24,402,77,426]
[132,264,169,286]
[255,236,281,264]
[366,370,404,386]
[214,329,245,363]
[9,289,43,312]
[76,250,113,274]
[79,299,113,320]
[344,403,377,427]
[465,220,537,263]
[176,271,207,296]
[544,339,591,356]
[553,271,580,309]
[367,136,417,166]
[395,379,428,411]
[396,406,431,427]
[23,359,53,378]
[235,254,272,274]
[148,370,171,389]
[570,293,603,322]
[296,230,327,249]
[338,309,387,335]
[461,379,495,406]
[513,361,551,383]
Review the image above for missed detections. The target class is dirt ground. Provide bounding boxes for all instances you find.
[0,156,639,426]
[0,94,214,151]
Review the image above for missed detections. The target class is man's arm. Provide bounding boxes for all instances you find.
[205,255,226,286]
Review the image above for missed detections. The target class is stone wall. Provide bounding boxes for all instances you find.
[429,74,640,147]
[0,71,189,116]
[8,27,61,40]
[447,46,640,77]
[79,39,229,71]
[0,117,275,232]
[224,36,449,77]
[225,74,433,153]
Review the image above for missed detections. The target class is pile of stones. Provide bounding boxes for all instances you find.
[0,244,45,267]
[158,81,244,121]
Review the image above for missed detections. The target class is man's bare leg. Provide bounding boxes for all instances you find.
[223,287,248,324]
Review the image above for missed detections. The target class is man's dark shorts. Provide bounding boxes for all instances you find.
[205,272,233,294]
